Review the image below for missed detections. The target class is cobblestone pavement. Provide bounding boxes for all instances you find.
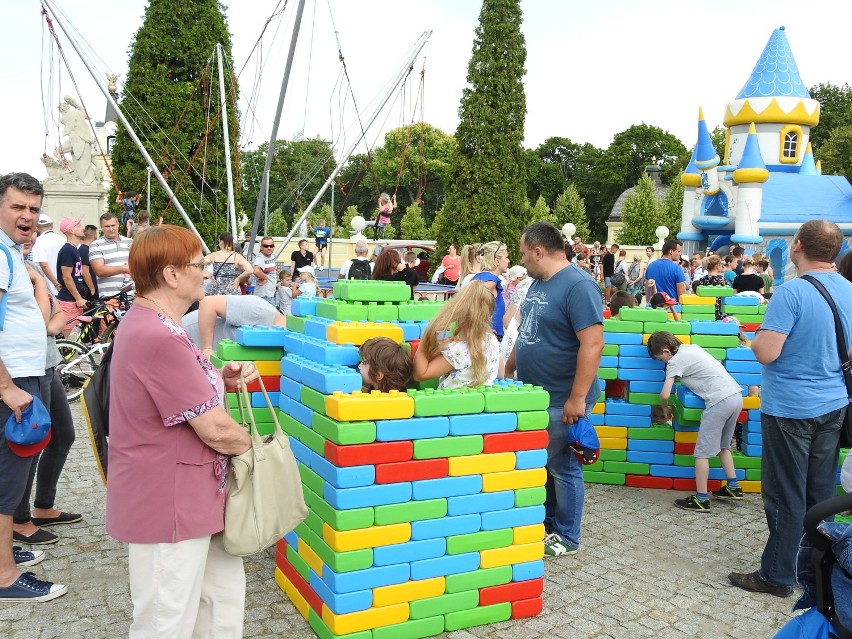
[1,405,797,639]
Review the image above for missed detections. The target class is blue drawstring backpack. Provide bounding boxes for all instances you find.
[773,608,836,639]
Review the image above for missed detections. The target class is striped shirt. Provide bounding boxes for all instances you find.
[90,235,132,298]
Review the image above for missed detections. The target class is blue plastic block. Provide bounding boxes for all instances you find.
[725,295,760,306]
[300,361,363,395]
[289,400,314,428]
[725,360,762,374]
[618,356,665,370]
[310,451,375,489]
[373,538,446,567]
[745,420,761,433]
[303,338,361,367]
[599,379,607,391]
[627,439,674,453]
[480,505,546,530]
[618,368,665,382]
[376,416,450,442]
[515,449,548,470]
[744,444,763,457]
[628,381,664,394]
[280,375,303,401]
[605,400,651,417]
[748,409,761,420]
[744,332,756,341]
[411,552,479,580]
[280,355,305,383]
[236,325,289,347]
[304,316,335,340]
[321,562,409,594]
[282,332,306,356]
[291,437,312,465]
[411,475,482,501]
[731,373,762,386]
[284,529,299,548]
[650,465,695,478]
[604,414,651,428]
[392,321,422,341]
[673,420,699,432]
[727,346,757,361]
[588,413,605,426]
[278,392,291,413]
[599,356,619,368]
[688,321,740,335]
[627,451,674,464]
[446,491,515,516]
[292,297,320,317]
[410,514,481,540]
[744,431,763,446]
[604,332,644,345]
[512,560,544,582]
[448,412,517,436]
[324,482,412,510]
[309,569,372,614]
[619,345,653,358]
[251,391,279,408]
[709,468,746,481]
[677,388,706,409]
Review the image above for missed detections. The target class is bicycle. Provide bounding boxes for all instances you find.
[65,286,133,345]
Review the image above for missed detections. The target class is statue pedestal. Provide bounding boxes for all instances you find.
[41,181,108,228]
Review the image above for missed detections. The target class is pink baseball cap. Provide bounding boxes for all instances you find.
[59,217,81,234]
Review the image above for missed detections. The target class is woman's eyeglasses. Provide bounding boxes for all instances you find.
[185,260,206,270]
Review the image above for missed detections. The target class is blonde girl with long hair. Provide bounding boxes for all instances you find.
[413,280,500,389]
[456,243,482,291]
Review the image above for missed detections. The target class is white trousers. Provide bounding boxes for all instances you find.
[128,533,245,639]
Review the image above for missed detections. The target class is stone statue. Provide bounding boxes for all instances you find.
[56,96,97,184]
[40,153,73,183]
[106,73,120,97]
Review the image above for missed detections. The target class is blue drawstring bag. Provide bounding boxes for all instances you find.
[773,608,834,638]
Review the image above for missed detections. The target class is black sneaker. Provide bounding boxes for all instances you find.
[674,494,711,512]
[713,484,744,500]
[13,547,45,568]
[0,572,68,602]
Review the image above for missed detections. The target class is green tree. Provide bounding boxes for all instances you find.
[266,208,289,237]
[710,126,727,161]
[400,201,431,240]
[659,174,685,240]
[809,83,852,150]
[524,137,593,208]
[111,0,236,246]
[616,173,663,245]
[552,184,591,241]
[436,0,528,260]
[819,125,852,181]
[527,195,556,226]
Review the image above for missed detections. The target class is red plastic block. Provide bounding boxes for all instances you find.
[742,322,761,332]
[626,475,673,490]
[603,308,612,319]
[674,443,695,455]
[276,538,288,554]
[737,410,748,422]
[511,597,543,619]
[245,375,280,393]
[479,578,544,606]
[375,458,448,484]
[482,431,549,454]
[278,547,323,615]
[673,478,722,492]
[410,339,420,357]
[324,440,413,467]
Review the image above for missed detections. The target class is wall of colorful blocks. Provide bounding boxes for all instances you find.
[213,280,550,639]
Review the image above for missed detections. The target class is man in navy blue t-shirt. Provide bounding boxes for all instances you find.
[644,239,687,301]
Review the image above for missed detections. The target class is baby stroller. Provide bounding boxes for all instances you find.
[774,492,852,638]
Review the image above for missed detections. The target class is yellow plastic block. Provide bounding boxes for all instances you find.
[323,521,411,552]
[741,480,761,493]
[674,431,698,444]
[595,426,627,438]
[642,333,691,345]
[274,566,288,594]
[480,541,543,569]
[680,294,716,306]
[591,402,605,414]
[327,321,404,346]
[599,437,627,450]
[481,468,547,492]
[742,395,761,410]
[326,390,415,422]
[322,602,409,635]
[513,523,545,545]
[297,537,324,575]
[373,577,445,607]
[276,568,310,620]
[254,359,282,376]
[448,452,516,476]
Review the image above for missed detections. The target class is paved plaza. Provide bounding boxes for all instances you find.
[1,405,798,639]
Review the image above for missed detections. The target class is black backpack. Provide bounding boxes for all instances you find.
[348,259,371,280]
[81,342,113,485]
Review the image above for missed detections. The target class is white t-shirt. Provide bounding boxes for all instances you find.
[665,344,742,408]
[182,295,279,349]
[339,257,372,279]
[438,335,500,389]
[30,230,66,295]
[252,255,277,298]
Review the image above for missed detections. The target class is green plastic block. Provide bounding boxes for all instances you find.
[643,321,692,335]
[285,314,307,334]
[410,590,478,619]
[230,406,276,424]
[445,602,512,631]
[676,405,704,422]
[516,411,549,431]
[723,304,759,315]
[604,461,650,474]
[316,299,370,321]
[695,285,734,297]
[704,348,726,361]
[373,617,444,639]
[412,376,440,390]
[312,493,374,531]
[299,465,325,499]
[746,469,762,481]
[294,418,326,456]
[308,609,372,639]
[304,509,324,535]
[216,338,283,361]
[333,279,411,302]
[628,393,676,406]
[398,300,445,322]
[582,470,626,485]
[481,384,550,413]
[280,411,304,439]
[732,452,762,469]
[584,460,604,472]
[312,413,376,445]
[294,519,311,540]
[603,319,644,333]
[286,543,311,582]
[627,426,674,441]
[209,353,226,369]
[413,435,483,460]
[366,301,399,322]
[301,386,328,416]
[602,344,619,356]
[674,454,720,467]
[514,486,546,507]
[407,388,486,417]
[690,334,739,348]
[598,449,626,462]
[598,367,618,380]
[446,528,513,555]
[444,565,512,593]
[310,532,374,573]
[757,305,766,315]
[374,498,447,525]
[618,307,668,322]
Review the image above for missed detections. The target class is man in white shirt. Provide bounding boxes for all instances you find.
[30,214,66,296]
[339,239,373,279]
[252,236,278,306]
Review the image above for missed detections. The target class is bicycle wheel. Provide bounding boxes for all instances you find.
[101,321,119,343]
[55,340,97,402]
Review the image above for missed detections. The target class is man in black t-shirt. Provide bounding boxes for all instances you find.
[290,239,314,277]
[602,243,616,304]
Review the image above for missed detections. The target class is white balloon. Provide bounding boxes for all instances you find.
[562,223,576,239]
[351,215,366,232]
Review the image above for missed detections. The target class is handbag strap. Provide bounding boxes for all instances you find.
[234,367,285,444]
[801,275,852,399]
